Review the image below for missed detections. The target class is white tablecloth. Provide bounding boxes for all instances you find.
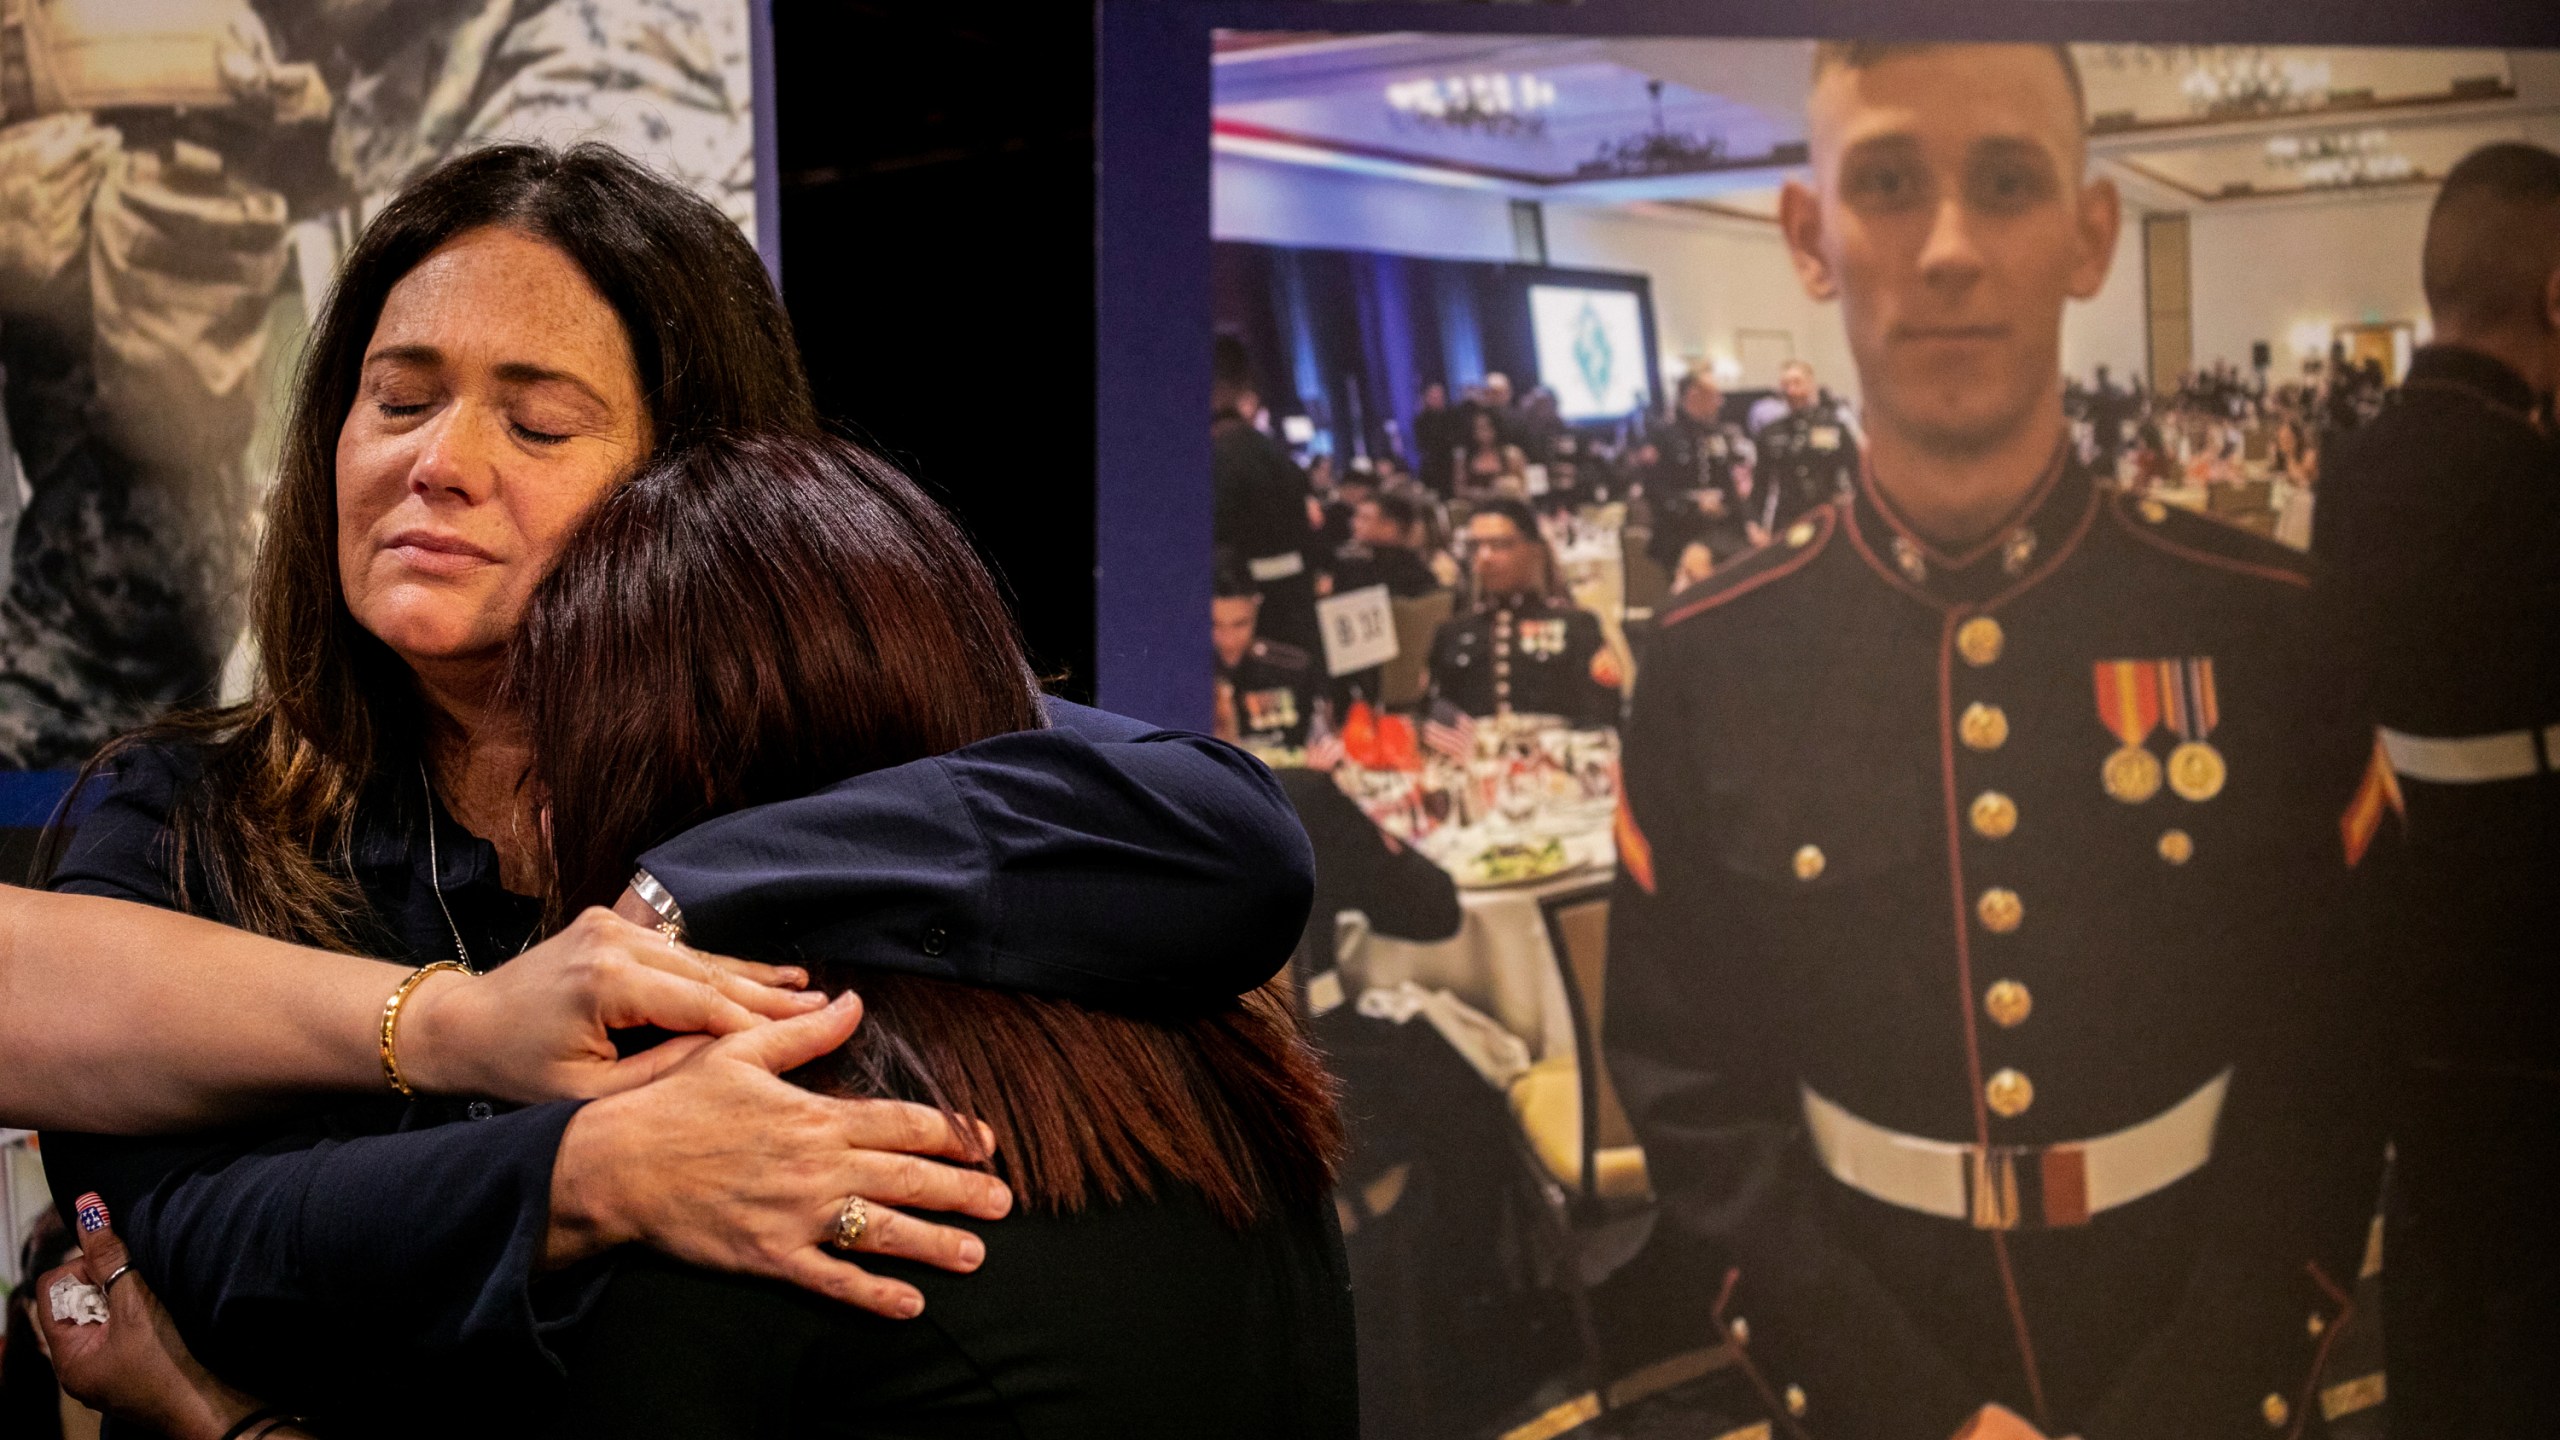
[1341,821,1616,1070]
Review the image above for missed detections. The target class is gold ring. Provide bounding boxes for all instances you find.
[830,1195,870,1252]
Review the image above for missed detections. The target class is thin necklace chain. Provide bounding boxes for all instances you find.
[420,759,477,972]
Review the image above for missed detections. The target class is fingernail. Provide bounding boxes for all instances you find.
[899,1293,925,1318]
[74,1193,108,1233]
[791,990,827,1008]
[778,968,808,987]
[960,1236,985,1267]
[832,991,860,1011]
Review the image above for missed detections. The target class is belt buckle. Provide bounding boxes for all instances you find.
[1967,1143,2093,1230]
[1968,1146,2023,1230]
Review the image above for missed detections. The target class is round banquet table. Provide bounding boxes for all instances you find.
[1340,818,1616,1074]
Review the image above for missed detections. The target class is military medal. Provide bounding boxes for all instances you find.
[2160,657,2226,801]
[2092,660,2163,803]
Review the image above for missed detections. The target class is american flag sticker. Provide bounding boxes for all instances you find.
[74,1192,109,1234]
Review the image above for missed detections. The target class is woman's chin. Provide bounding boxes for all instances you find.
[355,604,505,676]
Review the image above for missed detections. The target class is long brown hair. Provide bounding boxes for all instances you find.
[48,143,816,947]
[510,431,1341,1227]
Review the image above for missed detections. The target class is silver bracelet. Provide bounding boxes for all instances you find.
[629,867,686,937]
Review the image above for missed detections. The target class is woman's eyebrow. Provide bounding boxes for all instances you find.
[361,343,441,370]
[490,362,614,414]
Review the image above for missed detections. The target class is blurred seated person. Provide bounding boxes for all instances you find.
[1637,372,1757,592]
[1328,493,1444,600]
[1515,386,1568,465]
[1314,464,1376,557]
[1426,499,1620,729]
[2271,413,2319,551]
[1214,558,1318,750]
[1455,410,1530,500]
[1412,382,1461,497]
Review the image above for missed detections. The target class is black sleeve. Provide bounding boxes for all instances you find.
[637,700,1315,1010]
[42,746,600,1417]
[1568,614,1624,729]
[1275,767,1461,945]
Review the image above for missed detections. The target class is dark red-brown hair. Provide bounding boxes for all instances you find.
[510,431,1341,1227]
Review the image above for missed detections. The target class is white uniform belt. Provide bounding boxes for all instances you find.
[2378,724,2560,784]
[1802,1069,2229,1230]
[1247,551,1306,582]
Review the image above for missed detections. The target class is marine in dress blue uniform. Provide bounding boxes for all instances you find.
[1607,455,2389,1440]
[2314,144,2560,1438]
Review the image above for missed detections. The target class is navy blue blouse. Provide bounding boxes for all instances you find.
[41,700,1313,1428]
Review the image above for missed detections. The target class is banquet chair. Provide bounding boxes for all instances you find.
[1511,882,1650,1212]
[1495,879,1660,1416]
[1382,589,1455,708]
[1620,526,1671,623]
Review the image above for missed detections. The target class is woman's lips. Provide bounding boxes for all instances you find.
[383,529,498,575]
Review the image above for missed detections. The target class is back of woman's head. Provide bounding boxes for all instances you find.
[512,430,1041,917]
[514,431,1342,1228]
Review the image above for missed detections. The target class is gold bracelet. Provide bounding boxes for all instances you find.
[379,960,473,1097]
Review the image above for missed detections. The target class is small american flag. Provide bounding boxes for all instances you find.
[1423,699,1478,762]
[75,1192,109,1234]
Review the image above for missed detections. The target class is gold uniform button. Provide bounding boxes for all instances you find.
[1985,1067,2035,1118]
[2158,829,2195,865]
[1728,1316,1750,1344]
[1976,887,2024,934]
[1786,519,1817,548]
[1956,616,2005,667]
[2306,1312,2327,1339]
[1969,791,2017,840]
[1984,979,2033,1029]
[2140,497,2170,524]
[1784,1384,1808,1418]
[1959,702,2009,752]
[2261,1393,2291,1428]
[1793,845,1826,881]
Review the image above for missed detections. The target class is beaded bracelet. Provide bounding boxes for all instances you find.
[379,959,473,1097]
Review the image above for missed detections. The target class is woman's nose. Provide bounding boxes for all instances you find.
[407,408,497,500]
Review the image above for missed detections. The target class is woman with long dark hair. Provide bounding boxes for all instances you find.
[34,141,1312,1432]
[513,431,1354,1437]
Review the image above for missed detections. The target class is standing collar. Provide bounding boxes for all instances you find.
[2401,344,2540,421]
[1845,439,2097,610]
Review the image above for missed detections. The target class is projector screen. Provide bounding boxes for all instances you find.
[1528,284,1650,420]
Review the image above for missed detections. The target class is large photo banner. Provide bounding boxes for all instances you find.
[1207,30,2559,1440]
[0,0,756,787]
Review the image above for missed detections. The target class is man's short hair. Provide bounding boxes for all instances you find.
[1366,491,1421,532]
[1811,41,2085,134]
[1212,551,1260,600]
[2423,142,2560,337]
[1780,358,1816,380]
[1470,496,1543,544]
[1678,371,1719,401]
[1212,332,1252,391]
